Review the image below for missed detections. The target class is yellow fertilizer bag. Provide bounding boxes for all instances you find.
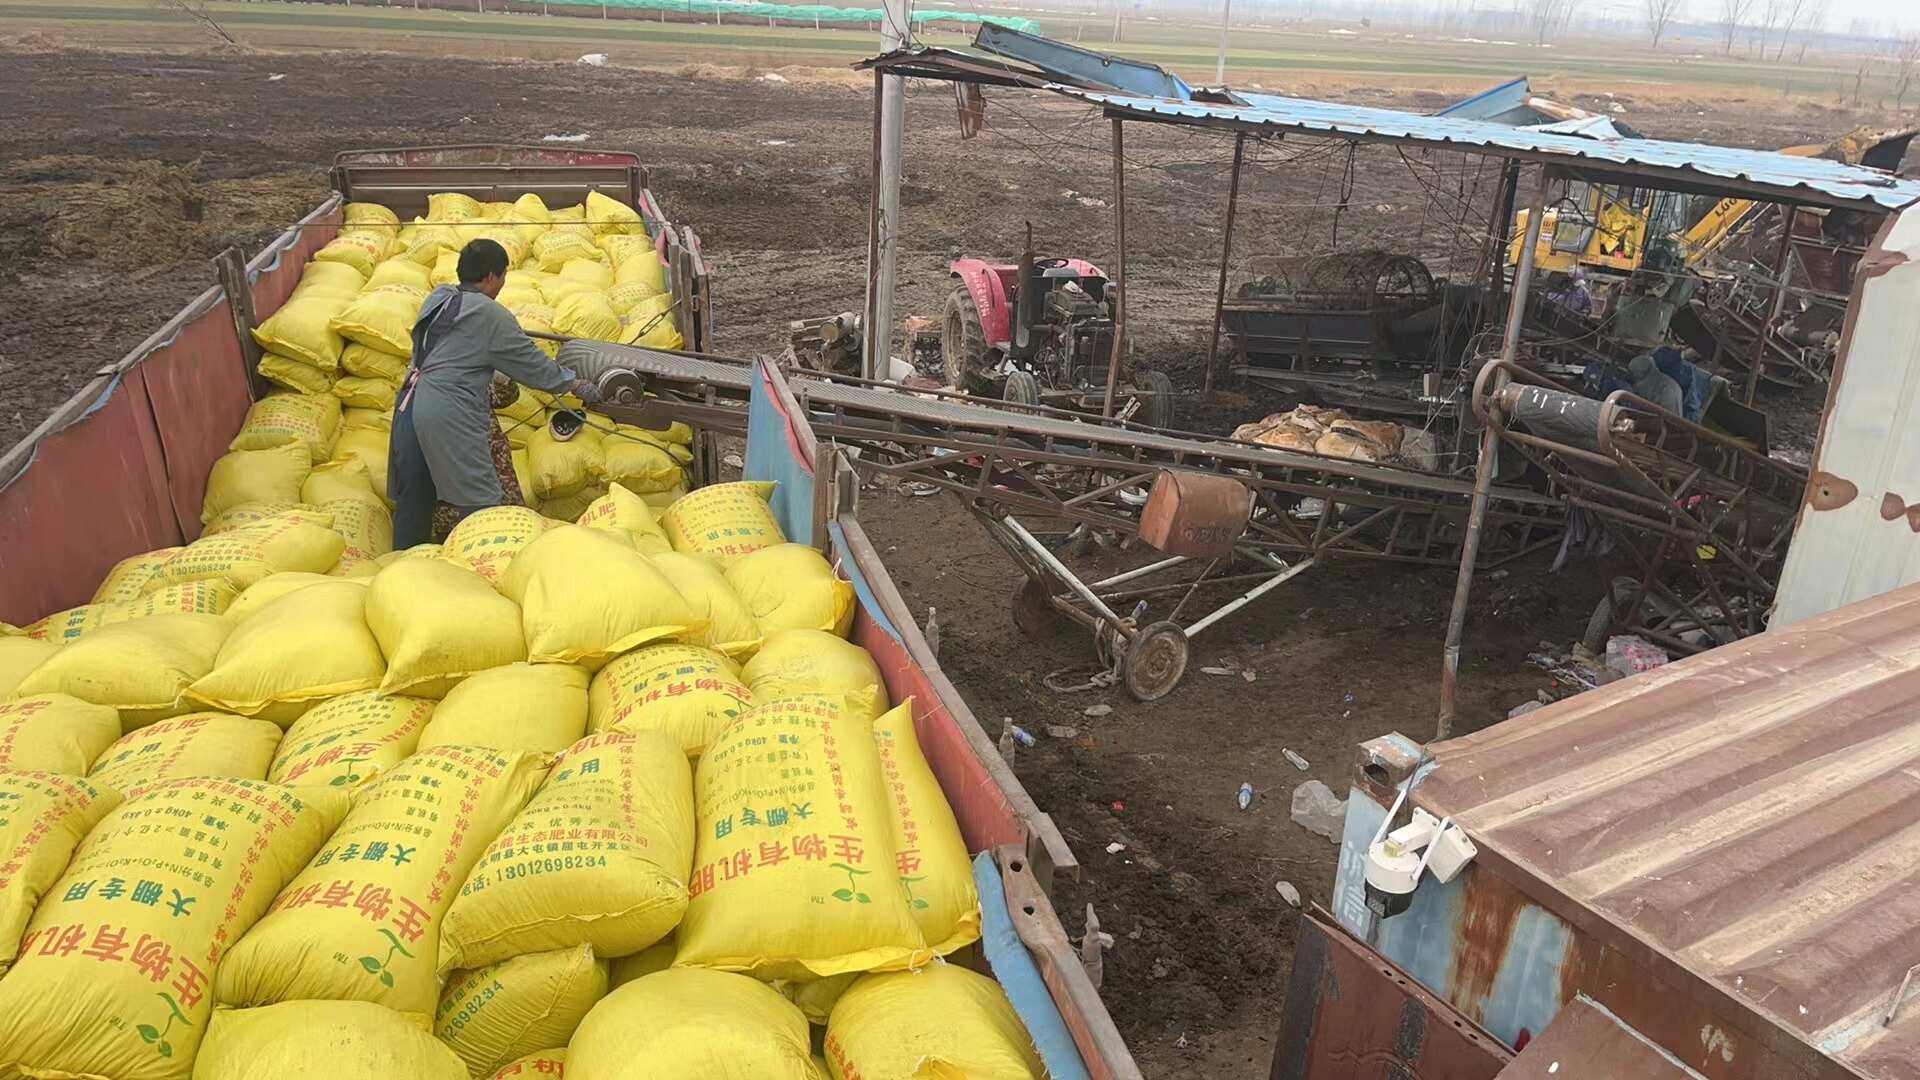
[650,552,761,658]
[334,425,393,505]
[727,544,857,638]
[496,382,546,428]
[586,190,644,236]
[345,202,400,228]
[534,230,601,273]
[551,205,586,224]
[743,630,884,716]
[429,191,484,222]
[88,712,284,791]
[257,352,333,395]
[303,455,381,507]
[0,773,119,973]
[253,294,350,372]
[124,579,239,620]
[676,694,932,980]
[431,248,459,286]
[333,374,400,411]
[602,433,682,494]
[154,514,345,593]
[0,637,56,698]
[661,481,784,563]
[341,342,410,383]
[229,393,342,461]
[441,730,692,971]
[201,442,313,526]
[213,745,547,1018]
[196,999,466,1080]
[608,935,675,989]
[322,496,393,572]
[24,602,135,645]
[93,548,182,605]
[599,233,655,265]
[558,257,615,292]
[613,248,667,294]
[526,422,605,500]
[365,257,430,292]
[17,613,231,728]
[0,694,123,776]
[587,644,753,757]
[187,580,386,725]
[0,778,347,1080]
[645,484,686,510]
[333,283,424,356]
[577,483,670,550]
[554,290,622,342]
[567,969,822,1080]
[294,259,367,298]
[492,1049,566,1079]
[608,280,662,315]
[419,662,589,755]
[202,501,314,536]
[824,965,1044,1080]
[441,504,548,586]
[873,702,980,955]
[223,570,353,623]
[267,690,432,792]
[540,484,609,524]
[435,945,607,1077]
[314,232,389,277]
[501,525,695,668]
[343,405,391,431]
[620,293,684,351]
[512,193,552,225]
[368,557,526,697]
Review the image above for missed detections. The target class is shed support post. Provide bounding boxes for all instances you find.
[1438,168,1552,739]
[213,246,269,402]
[1102,116,1127,419]
[863,69,885,381]
[1203,132,1246,395]
[1745,208,1797,404]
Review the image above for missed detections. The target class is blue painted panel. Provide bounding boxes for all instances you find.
[973,853,1093,1080]
[744,362,817,545]
[828,521,903,643]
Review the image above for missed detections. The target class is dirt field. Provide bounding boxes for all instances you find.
[0,27,1912,1076]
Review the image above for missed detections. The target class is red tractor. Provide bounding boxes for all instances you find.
[940,249,1175,428]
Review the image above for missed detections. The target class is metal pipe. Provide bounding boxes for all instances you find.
[1186,557,1314,637]
[1102,117,1127,419]
[1438,168,1552,740]
[867,1,910,383]
[1744,208,1797,405]
[1003,515,1127,626]
[862,69,884,381]
[1203,133,1246,394]
[1213,0,1232,83]
[1090,554,1189,590]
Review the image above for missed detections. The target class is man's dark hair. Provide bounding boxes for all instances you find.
[457,238,510,284]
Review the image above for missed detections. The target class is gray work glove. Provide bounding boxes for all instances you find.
[569,378,603,406]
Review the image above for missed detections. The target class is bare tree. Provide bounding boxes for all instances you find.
[1773,0,1810,60]
[1755,0,1789,57]
[1644,0,1683,48]
[150,0,238,45]
[1895,35,1920,110]
[1530,0,1573,44]
[1852,49,1876,106]
[1718,0,1752,53]
[1794,0,1827,61]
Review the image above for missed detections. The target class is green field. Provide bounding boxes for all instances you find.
[0,0,1885,100]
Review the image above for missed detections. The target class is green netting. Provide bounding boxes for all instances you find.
[551,0,1037,32]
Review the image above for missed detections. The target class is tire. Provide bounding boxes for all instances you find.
[1136,369,1175,428]
[1582,594,1615,655]
[1122,620,1189,701]
[1003,369,1041,410]
[941,286,992,392]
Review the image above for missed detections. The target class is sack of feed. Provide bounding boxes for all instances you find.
[440,730,692,972]
[441,505,548,586]
[607,935,675,989]
[648,551,761,657]
[726,544,856,638]
[266,690,432,792]
[0,779,347,1080]
[17,613,231,728]
[92,548,182,605]
[253,294,350,373]
[872,702,980,955]
[257,352,333,395]
[566,968,821,1080]
[586,644,752,757]
[0,773,119,973]
[320,496,393,573]
[824,964,1045,1080]
[675,694,931,980]
[660,481,784,563]
[585,190,644,237]
[187,580,386,726]
[0,695,123,775]
[332,374,399,412]
[742,629,884,716]
[201,443,313,526]
[418,661,588,755]
[365,558,524,697]
[213,746,546,1018]
[576,483,671,551]
[0,637,56,698]
[525,422,605,500]
[152,513,346,593]
[229,393,342,461]
[88,712,283,791]
[500,525,694,668]
[491,1049,566,1079]
[435,945,606,1077]
[197,1000,467,1079]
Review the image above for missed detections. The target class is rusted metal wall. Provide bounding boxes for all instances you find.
[1775,203,1920,625]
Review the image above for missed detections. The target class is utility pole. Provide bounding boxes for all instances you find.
[1215,0,1232,83]
[864,0,911,381]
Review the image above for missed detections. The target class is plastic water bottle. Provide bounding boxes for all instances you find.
[1237,783,1255,810]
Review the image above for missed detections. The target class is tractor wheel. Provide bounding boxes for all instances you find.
[941,287,993,392]
[1122,621,1189,701]
[1003,369,1042,410]
[1136,370,1175,428]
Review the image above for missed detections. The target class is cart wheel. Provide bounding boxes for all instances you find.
[1011,579,1068,638]
[1003,369,1042,410]
[1122,621,1189,702]
[1136,370,1175,428]
[1582,594,1615,655]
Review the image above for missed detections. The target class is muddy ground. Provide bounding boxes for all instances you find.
[0,41,1909,1076]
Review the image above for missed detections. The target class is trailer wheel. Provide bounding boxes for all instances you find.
[1582,594,1616,656]
[1122,620,1189,701]
[1136,370,1175,428]
[1011,579,1068,638]
[941,287,992,392]
[1003,369,1041,410]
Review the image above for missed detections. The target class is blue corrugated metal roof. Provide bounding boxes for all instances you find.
[1055,86,1920,212]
